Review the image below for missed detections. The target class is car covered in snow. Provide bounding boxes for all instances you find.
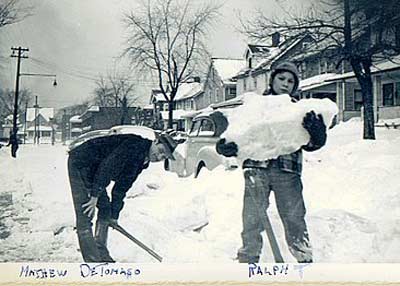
[165,100,242,178]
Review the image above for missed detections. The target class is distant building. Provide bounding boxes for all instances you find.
[79,106,142,134]
[69,115,82,139]
[150,79,203,131]
[2,107,55,144]
[200,58,245,109]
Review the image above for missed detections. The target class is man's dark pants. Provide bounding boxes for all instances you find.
[238,161,312,263]
[68,156,111,262]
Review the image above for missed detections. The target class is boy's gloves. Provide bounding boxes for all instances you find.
[302,111,327,149]
[216,138,238,157]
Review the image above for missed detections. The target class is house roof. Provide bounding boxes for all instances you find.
[326,55,400,82]
[212,58,245,83]
[300,73,339,91]
[253,37,306,71]
[26,108,54,122]
[151,81,203,102]
[247,44,271,55]
[234,37,309,79]
[69,115,82,123]
[26,125,53,131]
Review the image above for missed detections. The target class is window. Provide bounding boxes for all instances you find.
[319,59,327,74]
[198,119,215,136]
[383,83,394,106]
[301,62,307,78]
[42,131,51,137]
[354,89,363,111]
[228,87,236,96]
[248,58,252,69]
[396,25,400,48]
[395,82,400,105]
[244,78,247,91]
[253,77,257,89]
[189,120,201,136]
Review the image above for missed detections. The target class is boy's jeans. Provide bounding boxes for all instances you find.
[238,162,312,263]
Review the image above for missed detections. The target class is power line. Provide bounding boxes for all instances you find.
[29,56,159,86]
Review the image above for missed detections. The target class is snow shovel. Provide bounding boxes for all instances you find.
[248,187,284,263]
[262,212,284,263]
[110,223,163,262]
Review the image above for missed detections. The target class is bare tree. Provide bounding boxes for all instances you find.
[0,87,31,123]
[0,0,30,28]
[242,0,400,140]
[123,0,220,128]
[92,70,139,125]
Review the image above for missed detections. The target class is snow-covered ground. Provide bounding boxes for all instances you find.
[0,118,399,263]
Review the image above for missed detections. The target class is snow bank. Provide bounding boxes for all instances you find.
[220,93,338,162]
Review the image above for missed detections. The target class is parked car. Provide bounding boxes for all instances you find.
[165,100,242,178]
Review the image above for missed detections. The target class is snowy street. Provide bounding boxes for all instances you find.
[1,119,400,263]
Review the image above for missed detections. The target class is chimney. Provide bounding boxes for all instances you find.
[272,32,280,47]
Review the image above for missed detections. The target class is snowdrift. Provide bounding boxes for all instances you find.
[220,93,338,163]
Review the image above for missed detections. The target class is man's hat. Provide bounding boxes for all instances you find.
[156,133,178,160]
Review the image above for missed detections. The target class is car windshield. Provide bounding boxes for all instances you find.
[189,120,201,136]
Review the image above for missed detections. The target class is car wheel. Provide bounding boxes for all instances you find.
[194,161,205,178]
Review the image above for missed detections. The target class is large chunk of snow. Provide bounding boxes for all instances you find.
[220,93,338,163]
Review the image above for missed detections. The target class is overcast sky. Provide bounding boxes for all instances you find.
[0,0,309,110]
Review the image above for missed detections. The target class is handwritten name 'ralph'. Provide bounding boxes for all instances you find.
[248,263,289,278]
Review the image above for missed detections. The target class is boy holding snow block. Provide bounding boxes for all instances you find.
[68,126,177,263]
[216,62,327,263]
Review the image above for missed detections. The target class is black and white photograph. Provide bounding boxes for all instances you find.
[0,0,400,283]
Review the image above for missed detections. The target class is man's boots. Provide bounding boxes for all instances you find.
[94,220,115,263]
[77,229,102,262]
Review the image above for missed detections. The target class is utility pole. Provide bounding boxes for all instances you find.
[10,47,29,157]
[33,95,40,144]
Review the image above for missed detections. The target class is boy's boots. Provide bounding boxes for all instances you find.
[94,220,115,263]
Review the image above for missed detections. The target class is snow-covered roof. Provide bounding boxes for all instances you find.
[327,55,400,81]
[212,58,246,83]
[175,82,203,101]
[26,108,54,122]
[26,125,53,131]
[300,73,339,91]
[71,127,82,132]
[69,115,82,123]
[143,104,153,109]
[254,38,305,71]
[153,82,203,102]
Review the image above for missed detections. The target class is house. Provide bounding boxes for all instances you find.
[2,107,56,144]
[69,115,82,139]
[200,58,245,109]
[79,106,142,133]
[326,55,400,122]
[234,33,315,98]
[150,79,203,131]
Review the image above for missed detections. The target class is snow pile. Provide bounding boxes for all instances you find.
[220,93,338,162]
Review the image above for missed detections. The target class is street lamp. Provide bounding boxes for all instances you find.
[12,73,57,150]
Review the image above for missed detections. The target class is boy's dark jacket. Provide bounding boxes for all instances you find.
[69,134,152,198]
